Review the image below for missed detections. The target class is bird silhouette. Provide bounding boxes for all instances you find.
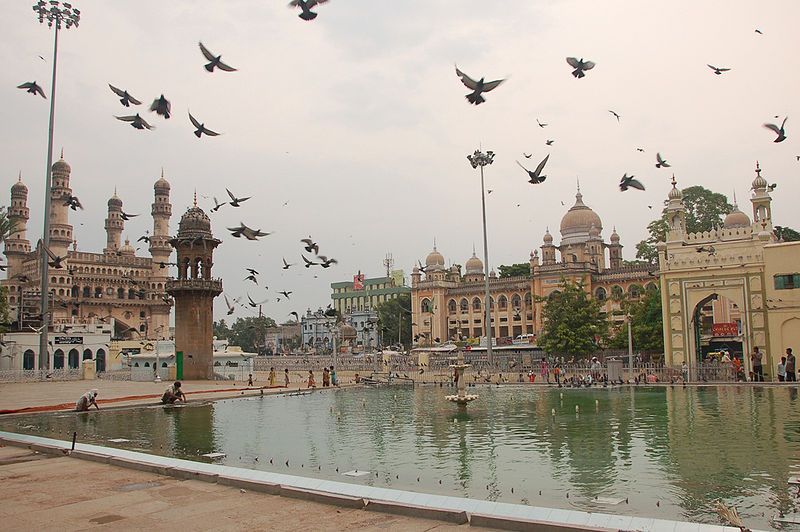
[566,57,596,78]
[707,64,731,75]
[108,84,141,106]
[115,114,154,130]
[279,291,292,299]
[655,152,670,168]
[245,274,258,284]
[198,42,237,72]
[516,155,549,184]
[40,240,65,268]
[226,189,250,207]
[536,119,547,128]
[247,294,268,307]
[246,268,259,276]
[300,238,319,254]
[545,139,554,146]
[62,194,83,211]
[137,235,151,243]
[228,223,270,240]
[619,173,645,191]
[224,295,236,315]
[302,255,318,268]
[150,95,171,119]
[211,197,226,212]
[763,117,787,142]
[318,256,338,268]
[17,81,46,98]
[522,153,532,158]
[189,112,220,138]
[636,147,645,152]
[282,258,294,269]
[454,66,505,105]
[289,311,299,322]
[288,0,328,21]
[120,211,138,221]
[608,110,621,122]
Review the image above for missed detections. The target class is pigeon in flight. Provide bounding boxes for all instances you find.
[279,291,293,299]
[17,81,46,98]
[566,57,596,78]
[211,197,226,212]
[120,211,138,221]
[224,295,236,316]
[545,140,554,146]
[609,110,621,122]
[245,273,258,284]
[189,112,220,138]
[115,114,154,130]
[302,255,318,268]
[198,42,237,72]
[62,194,83,211]
[157,261,177,269]
[707,64,731,75]
[537,119,547,128]
[247,294,268,307]
[137,235,151,243]
[619,173,645,191]
[655,152,670,168]
[108,84,141,106]
[301,237,319,254]
[288,0,328,21]
[417,260,428,273]
[454,66,505,105]
[522,153,532,159]
[41,240,66,268]
[228,223,270,240]
[763,117,787,143]
[150,95,171,119]
[318,256,338,268]
[246,268,259,276]
[636,147,645,152]
[226,189,250,207]
[516,155,549,184]
[755,29,763,34]
[282,258,294,270]
[289,311,300,322]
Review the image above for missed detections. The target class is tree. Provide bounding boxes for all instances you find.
[498,263,530,278]
[0,286,10,334]
[775,226,800,242]
[537,279,608,358]
[213,319,231,340]
[636,186,732,263]
[376,293,412,350]
[0,206,17,244]
[228,316,277,353]
[607,288,664,351]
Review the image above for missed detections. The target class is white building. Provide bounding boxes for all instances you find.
[1,321,113,371]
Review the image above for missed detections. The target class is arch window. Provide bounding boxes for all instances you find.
[58,289,64,296]
[58,277,65,283]
[595,287,607,301]
[23,350,35,370]
[68,349,80,369]
[645,282,658,292]
[421,299,432,313]
[83,349,93,361]
[118,288,125,299]
[448,299,457,314]
[144,362,150,368]
[94,287,103,298]
[611,285,624,300]
[460,298,469,312]
[548,290,561,299]
[498,295,508,310]
[472,297,481,311]
[129,288,136,299]
[95,349,106,372]
[511,294,521,310]
[629,284,643,298]
[53,349,65,369]
[524,293,532,308]
[71,286,79,297]
[83,286,91,298]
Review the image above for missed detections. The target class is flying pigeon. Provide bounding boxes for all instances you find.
[62,194,83,211]
[189,112,220,138]
[301,237,319,254]
[522,153,532,158]
[137,235,151,243]
[655,152,670,168]
[763,117,787,143]
[318,256,338,268]
[246,268,259,276]
[245,274,258,284]
[516,155,549,184]
[755,29,763,34]
[228,223,270,240]
[150,95,171,119]
[288,0,328,21]
[537,119,547,128]
[619,173,645,192]
[226,189,250,207]
[279,291,292,299]
[198,42,237,72]
[224,295,236,315]
[566,57,596,78]
[41,240,65,269]
[247,294,268,307]
[609,110,621,122]
[211,197,226,212]
[302,255,318,268]
[545,139,554,146]
[282,258,294,269]
[707,64,731,75]
[17,81,46,98]
[120,211,138,221]
[108,84,141,106]
[289,311,300,322]
[454,65,505,105]
[115,114,154,130]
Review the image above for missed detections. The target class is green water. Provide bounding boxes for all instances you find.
[4,385,800,528]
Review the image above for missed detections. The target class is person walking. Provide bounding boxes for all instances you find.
[751,346,764,382]
[786,348,796,382]
[322,367,330,387]
[540,359,550,384]
[777,357,787,382]
[268,367,276,387]
[307,370,316,388]
[284,368,290,387]
[330,366,338,387]
[247,373,254,386]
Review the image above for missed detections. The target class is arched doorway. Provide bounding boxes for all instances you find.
[692,293,744,378]
[23,350,35,370]
[54,349,65,369]
[95,349,106,373]
[68,349,80,369]
[83,349,93,361]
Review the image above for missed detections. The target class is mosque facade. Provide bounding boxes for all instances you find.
[411,187,657,347]
[2,155,173,369]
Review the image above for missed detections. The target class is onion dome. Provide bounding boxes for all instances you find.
[723,204,751,228]
[489,269,497,278]
[52,150,71,174]
[752,161,768,190]
[178,206,212,237]
[119,238,136,256]
[425,246,445,270]
[107,191,123,208]
[11,173,27,194]
[465,252,484,275]
[543,228,553,244]
[560,190,602,240]
[154,176,171,192]
[668,175,683,200]
[610,227,620,243]
[339,323,357,339]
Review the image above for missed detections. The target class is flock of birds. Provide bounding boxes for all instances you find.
[8,4,796,323]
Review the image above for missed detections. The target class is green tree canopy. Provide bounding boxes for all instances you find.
[537,279,608,357]
[376,293,412,350]
[0,287,10,334]
[636,186,733,263]
[0,206,17,244]
[498,263,530,278]
[213,319,231,339]
[775,226,800,242]
[228,316,277,353]
[607,287,664,351]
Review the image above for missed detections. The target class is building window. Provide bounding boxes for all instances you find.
[611,285,624,300]
[460,298,469,312]
[421,299,432,313]
[629,284,643,298]
[774,274,800,290]
[472,297,481,311]
[448,299,457,314]
[595,287,607,301]
[498,295,508,310]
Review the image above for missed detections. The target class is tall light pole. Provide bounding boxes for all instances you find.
[33,0,80,370]
[627,313,634,379]
[467,149,495,366]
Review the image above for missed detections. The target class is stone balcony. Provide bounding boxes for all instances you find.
[165,278,223,295]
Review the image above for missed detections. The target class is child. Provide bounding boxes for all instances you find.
[307,370,316,388]
[247,373,254,386]
[284,368,290,387]
[269,367,276,387]
[778,357,787,382]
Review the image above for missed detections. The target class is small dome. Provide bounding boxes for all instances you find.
[11,174,27,194]
[154,176,171,192]
[610,227,620,242]
[668,176,683,200]
[119,238,135,256]
[178,206,212,237]
[339,323,357,339]
[52,156,71,174]
[723,205,751,228]
[752,162,768,191]
[489,269,497,278]
[560,190,603,240]
[107,193,123,208]
[465,252,483,275]
[543,229,553,244]
[425,246,445,270]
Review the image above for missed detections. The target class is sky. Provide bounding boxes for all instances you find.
[2,0,798,323]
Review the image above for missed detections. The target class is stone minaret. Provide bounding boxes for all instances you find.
[48,151,74,257]
[541,228,556,264]
[4,173,32,278]
[149,172,173,339]
[750,161,773,233]
[104,191,124,254]
[166,197,222,379]
[608,227,622,269]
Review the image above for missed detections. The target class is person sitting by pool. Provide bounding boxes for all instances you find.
[354,373,361,384]
[76,389,99,412]
[162,381,186,404]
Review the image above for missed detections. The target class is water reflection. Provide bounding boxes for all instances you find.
[3,386,799,529]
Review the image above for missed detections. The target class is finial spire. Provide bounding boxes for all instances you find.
[671,174,677,188]
[161,167,164,178]
[18,171,22,182]
[733,189,738,207]
[60,147,64,159]
[576,177,581,193]
[755,161,761,176]
[472,242,476,256]
[193,189,198,207]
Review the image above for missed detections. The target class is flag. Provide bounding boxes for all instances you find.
[353,271,365,290]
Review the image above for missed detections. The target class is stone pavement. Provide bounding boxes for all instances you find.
[0,445,473,531]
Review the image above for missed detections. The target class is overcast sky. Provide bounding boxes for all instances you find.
[2,0,798,322]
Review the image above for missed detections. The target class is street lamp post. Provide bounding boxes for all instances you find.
[467,149,495,367]
[32,0,80,370]
[627,313,634,380]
